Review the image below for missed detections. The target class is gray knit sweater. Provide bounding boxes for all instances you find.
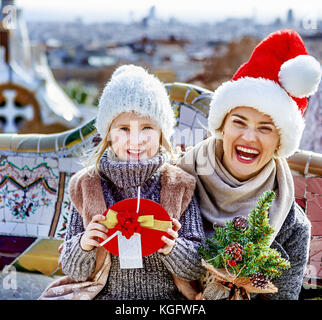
[60,152,206,300]
[202,201,310,300]
[269,202,311,300]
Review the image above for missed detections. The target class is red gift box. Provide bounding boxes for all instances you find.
[98,198,172,257]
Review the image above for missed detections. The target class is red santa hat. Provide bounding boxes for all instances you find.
[208,29,321,158]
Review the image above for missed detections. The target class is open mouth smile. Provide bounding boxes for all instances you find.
[127,149,146,159]
[235,145,260,163]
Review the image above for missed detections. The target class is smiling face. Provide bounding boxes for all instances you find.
[108,112,161,161]
[221,106,280,181]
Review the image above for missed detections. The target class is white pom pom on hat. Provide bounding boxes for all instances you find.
[208,29,321,158]
[110,64,147,79]
[95,64,175,141]
[279,55,321,98]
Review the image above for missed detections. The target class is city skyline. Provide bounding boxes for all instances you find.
[15,0,322,23]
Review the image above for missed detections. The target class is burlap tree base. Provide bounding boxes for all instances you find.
[200,259,278,300]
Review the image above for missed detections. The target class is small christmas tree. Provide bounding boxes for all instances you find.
[199,190,290,292]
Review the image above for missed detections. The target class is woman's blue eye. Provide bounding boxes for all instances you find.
[143,126,153,130]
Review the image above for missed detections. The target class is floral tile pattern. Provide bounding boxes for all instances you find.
[54,174,72,239]
[0,157,59,237]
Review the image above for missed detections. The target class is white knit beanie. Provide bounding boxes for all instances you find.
[96,64,175,141]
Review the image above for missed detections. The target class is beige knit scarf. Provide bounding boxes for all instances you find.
[177,137,294,243]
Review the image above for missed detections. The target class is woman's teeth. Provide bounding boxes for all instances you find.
[236,146,259,155]
[235,146,259,161]
[239,155,253,160]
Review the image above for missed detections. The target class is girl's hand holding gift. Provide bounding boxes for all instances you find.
[158,218,181,255]
[80,214,108,251]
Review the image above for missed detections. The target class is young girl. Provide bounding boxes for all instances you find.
[39,65,205,300]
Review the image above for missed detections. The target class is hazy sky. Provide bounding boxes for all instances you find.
[15,0,322,23]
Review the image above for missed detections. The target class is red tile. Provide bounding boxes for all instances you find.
[306,193,322,222]
[310,238,322,257]
[311,221,322,236]
[295,198,306,210]
[310,248,322,262]
[293,176,306,198]
[306,192,315,201]
[306,177,322,195]
[307,264,321,279]
[306,260,322,278]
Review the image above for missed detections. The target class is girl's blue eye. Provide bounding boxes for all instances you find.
[143,126,153,130]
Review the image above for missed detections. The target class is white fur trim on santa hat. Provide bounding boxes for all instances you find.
[208,77,305,158]
[279,55,321,98]
[95,65,175,140]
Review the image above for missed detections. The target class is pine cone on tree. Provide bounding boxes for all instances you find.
[250,272,269,289]
[224,242,243,262]
[232,216,249,230]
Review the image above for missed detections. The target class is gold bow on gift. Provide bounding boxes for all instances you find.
[99,209,172,238]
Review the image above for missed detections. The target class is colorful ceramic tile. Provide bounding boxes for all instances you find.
[194,113,208,129]
[11,223,27,237]
[173,124,193,147]
[71,158,84,173]
[58,157,73,173]
[54,174,72,239]
[179,105,197,126]
[0,222,17,234]
[12,238,64,275]
[0,157,59,237]
[38,225,50,237]
[26,224,38,237]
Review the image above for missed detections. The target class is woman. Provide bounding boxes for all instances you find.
[178,29,321,300]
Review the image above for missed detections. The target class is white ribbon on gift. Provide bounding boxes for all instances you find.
[100,186,143,269]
